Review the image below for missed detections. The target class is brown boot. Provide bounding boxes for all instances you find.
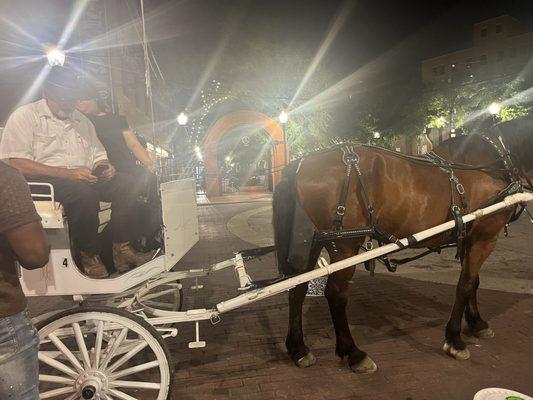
[80,252,109,279]
[113,242,155,271]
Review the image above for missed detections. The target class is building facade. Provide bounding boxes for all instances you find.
[77,0,156,142]
[422,15,533,84]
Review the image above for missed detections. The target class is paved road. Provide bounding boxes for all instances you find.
[228,202,533,294]
[28,199,533,400]
[167,201,533,400]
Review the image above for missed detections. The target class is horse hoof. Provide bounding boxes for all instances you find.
[296,352,316,368]
[473,328,494,339]
[350,355,378,374]
[443,342,470,360]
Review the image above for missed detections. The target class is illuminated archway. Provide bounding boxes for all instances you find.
[203,111,288,198]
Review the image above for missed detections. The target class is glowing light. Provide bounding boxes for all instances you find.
[225,156,231,162]
[177,112,188,126]
[46,47,66,66]
[451,133,456,138]
[279,110,289,124]
[488,102,501,115]
[373,132,381,139]
[194,145,203,161]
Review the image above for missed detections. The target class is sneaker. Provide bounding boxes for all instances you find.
[113,242,156,271]
[80,252,109,279]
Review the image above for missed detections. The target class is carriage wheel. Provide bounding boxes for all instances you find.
[135,280,184,315]
[36,306,173,400]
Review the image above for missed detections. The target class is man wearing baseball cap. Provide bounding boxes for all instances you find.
[0,66,154,278]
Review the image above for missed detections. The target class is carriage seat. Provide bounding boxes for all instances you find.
[29,182,64,229]
[28,182,111,230]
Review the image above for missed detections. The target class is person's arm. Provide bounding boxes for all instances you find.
[122,130,157,172]
[0,164,50,269]
[8,158,97,183]
[5,221,49,269]
[83,115,115,181]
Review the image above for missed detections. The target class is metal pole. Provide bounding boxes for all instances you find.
[140,0,157,148]
[215,192,533,314]
[103,1,115,114]
[283,128,288,167]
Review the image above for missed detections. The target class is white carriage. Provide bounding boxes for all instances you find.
[23,177,533,400]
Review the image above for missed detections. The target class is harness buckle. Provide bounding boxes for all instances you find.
[336,205,346,216]
[456,183,465,195]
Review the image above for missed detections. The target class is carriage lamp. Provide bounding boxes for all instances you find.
[177,112,188,126]
[46,46,66,66]
[488,102,501,115]
[279,110,289,124]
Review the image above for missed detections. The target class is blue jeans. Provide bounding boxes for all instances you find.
[0,310,39,400]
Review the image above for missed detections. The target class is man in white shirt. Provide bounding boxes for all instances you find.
[0,67,154,278]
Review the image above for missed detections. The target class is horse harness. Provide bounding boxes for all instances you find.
[315,145,413,274]
[478,132,533,230]
[315,134,531,273]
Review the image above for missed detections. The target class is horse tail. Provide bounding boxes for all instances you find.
[272,162,299,275]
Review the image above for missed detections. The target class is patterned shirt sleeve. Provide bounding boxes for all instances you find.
[0,162,40,234]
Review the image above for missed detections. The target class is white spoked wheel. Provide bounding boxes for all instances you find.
[37,306,173,400]
[135,281,184,315]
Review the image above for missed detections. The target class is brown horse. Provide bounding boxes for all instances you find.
[272,116,533,373]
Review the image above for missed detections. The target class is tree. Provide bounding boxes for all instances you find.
[423,75,533,133]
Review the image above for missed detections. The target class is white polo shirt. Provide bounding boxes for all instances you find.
[0,99,107,169]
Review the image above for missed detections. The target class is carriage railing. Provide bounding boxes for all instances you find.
[28,182,57,206]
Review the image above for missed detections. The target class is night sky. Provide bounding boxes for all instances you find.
[149,0,533,75]
[1,0,532,123]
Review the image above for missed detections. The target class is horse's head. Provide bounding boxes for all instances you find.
[496,116,533,180]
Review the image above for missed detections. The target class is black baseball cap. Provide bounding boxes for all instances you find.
[43,66,81,100]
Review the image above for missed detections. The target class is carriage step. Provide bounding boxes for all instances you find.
[191,276,204,290]
[189,321,206,348]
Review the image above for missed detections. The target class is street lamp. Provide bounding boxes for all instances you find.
[177,112,188,126]
[46,46,65,66]
[279,110,289,124]
[488,102,501,116]
[278,110,289,167]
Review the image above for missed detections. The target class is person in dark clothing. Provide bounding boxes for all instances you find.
[77,86,156,174]
[0,67,154,278]
[0,161,50,399]
[77,85,162,250]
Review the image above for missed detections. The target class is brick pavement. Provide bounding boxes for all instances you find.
[168,202,533,400]
[26,201,533,400]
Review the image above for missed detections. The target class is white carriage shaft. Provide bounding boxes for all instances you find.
[21,178,199,297]
[141,192,533,328]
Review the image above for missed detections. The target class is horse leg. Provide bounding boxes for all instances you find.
[444,238,497,359]
[325,247,377,374]
[464,275,494,339]
[285,246,322,368]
